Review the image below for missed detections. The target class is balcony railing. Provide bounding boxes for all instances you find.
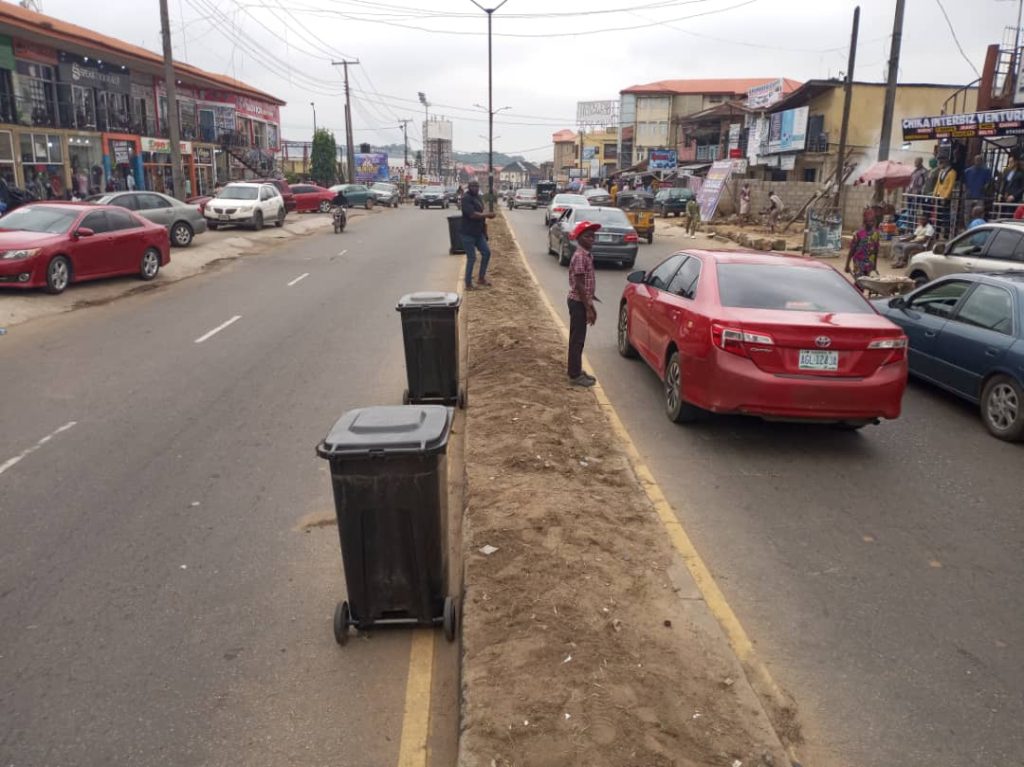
[0,93,202,140]
[805,133,829,153]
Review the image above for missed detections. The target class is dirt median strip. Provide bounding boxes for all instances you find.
[457,215,795,767]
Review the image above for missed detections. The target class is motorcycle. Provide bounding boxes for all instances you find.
[332,205,347,233]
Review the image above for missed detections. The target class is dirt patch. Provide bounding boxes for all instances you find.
[457,216,792,766]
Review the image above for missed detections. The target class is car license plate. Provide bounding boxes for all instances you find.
[799,350,838,371]
[220,214,230,220]
[597,233,615,243]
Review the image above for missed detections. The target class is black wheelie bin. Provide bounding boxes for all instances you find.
[447,214,465,254]
[397,292,466,408]
[316,405,457,645]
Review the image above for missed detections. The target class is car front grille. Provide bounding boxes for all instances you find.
[212,208,238,215]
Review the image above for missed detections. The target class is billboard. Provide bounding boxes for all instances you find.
[582,146,598,161]
[696,160,733,223]
[902,109,1024,141]
[424,118,453,141]
[648,148,678,171]
[576,100,619,127]
[767,106,809,153]
[354,152,389,183]
[747,79,785,110]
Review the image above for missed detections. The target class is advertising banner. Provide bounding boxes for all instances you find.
[354,152,389,183]
[728,123,741,152]
[806,211,843,255]
[112,140,132,165]
[648,148,678,171]
[141,137,192,154]
[768,106,808,153]
[589,158,601,177]
[902,108,1024,141]
[576,100,619,127]
[582,146,597,161]
[59,60,131,95]
[696,159,733,222]
[747,79,784,110]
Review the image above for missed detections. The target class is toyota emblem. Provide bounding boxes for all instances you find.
[815,336,832,348]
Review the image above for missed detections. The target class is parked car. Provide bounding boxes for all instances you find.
[655,187,695,217]
[617,250,908,428]
[0,202,170,294]
[289,183,336,213]
[88,190,207,247]
[583,188,614,207]
[186,195,213,215]
[409,184,426,201]
[371,182,400,207]
[874,272,1024,440]
[544,193,589,226]
[419,186,449,209]
[907,221,1024,287]
[328,184,375,209]
[510,188,538,210]
[535,180,557,204]
[204,182,286,230]
[548,206,638,268]
[252,177,296,213]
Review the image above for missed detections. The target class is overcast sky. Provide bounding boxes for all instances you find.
[35,0,1024,161]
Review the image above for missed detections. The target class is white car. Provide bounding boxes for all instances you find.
[544,193,590,226]
[205,182,286,230]
[510,188,538,210]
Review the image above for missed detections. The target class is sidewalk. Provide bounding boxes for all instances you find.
[456,213,798,767]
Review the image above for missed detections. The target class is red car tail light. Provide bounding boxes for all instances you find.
[553,206,565,213]
[711,323,774,357]
[624,232,639,243]
[868,336,908,363]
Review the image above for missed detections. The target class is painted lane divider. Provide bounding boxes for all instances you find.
[0,421,77,478]
[395,630,435,767]
[194,315,242,344]
[287,273,310,287]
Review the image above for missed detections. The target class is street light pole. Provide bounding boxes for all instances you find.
[470,0,509,212]
[159,0,185,199]
[310,101,317,135]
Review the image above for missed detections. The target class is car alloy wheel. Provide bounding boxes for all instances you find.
[664,351,700,423]
[617,303,638,358]
[558,241,570,266]
[46,255,70,294]
[171,221,193,247]
[982,375,1024,441]
[140,248,161,280]
[319,200,331,213]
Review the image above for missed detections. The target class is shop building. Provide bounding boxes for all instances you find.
[0,3,284,200]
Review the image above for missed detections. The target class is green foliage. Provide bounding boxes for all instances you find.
[311,129,339,187]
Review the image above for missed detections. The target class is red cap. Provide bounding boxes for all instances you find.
[571,220,602,240]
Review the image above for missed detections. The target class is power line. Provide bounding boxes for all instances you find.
[933,0,982,78]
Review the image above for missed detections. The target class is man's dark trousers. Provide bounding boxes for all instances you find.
[567,299,588,378]
[462,233,491,286]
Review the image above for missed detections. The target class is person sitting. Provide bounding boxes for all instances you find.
[967,205,986,229]
[891,214,935,268]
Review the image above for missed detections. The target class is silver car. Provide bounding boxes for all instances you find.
[90,191,208,247]
[908,221,1024,286]
[370,182,400,207]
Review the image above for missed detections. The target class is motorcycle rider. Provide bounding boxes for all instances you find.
[330,187,349,228]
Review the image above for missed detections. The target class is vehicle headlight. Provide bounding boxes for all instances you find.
[0,248,40,260]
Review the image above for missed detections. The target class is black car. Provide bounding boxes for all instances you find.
[536,180,557,205]
[654,187,694,217]
[419,186,449,209]
[548,206,639,268]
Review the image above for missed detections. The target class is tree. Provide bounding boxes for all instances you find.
[310,129,338,187]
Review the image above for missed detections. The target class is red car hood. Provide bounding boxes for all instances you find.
[0,229,68,247]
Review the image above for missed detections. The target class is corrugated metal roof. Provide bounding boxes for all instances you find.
[621,78,802,96]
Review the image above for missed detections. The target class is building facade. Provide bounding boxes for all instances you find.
[551,127,619,183]
[0,3,284,200]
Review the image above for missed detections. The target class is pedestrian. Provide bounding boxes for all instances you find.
[908,156,928,196]
[845,209,880,284]
[962,154,992,226]
[566,220,599,388]
[767,188,785,233]
[460,179,496,289]
[968,205,986,229]
[685,196,701,238]
[1000,157,1024,203]
[739,182,751,225]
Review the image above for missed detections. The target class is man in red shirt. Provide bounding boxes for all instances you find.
[567,220,600,387]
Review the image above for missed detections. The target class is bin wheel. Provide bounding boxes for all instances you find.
[457,388,467,409]
[402,389,410,405]
[443,596,458,642]
[333,601,351,646]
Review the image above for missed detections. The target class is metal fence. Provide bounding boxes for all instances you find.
[900,193,961,237]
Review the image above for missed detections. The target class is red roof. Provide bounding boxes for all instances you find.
[0,2,285,105]
[621,78,802,97]
[552,129,577,142]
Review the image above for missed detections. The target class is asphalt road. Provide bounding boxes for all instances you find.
[0,205,463,767]
[505,206,1024,767]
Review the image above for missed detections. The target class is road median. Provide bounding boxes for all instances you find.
[457,213,795,766]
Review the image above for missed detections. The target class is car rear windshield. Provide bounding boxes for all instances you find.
[716,263,872,313]
[218,187,258,200]
[0,206,79,234]
[575,208,630,226]
[517,190,536,197]
[554,195,587,206]
[425,186,444,193]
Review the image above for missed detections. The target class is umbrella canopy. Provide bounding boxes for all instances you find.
[855,160,915,189]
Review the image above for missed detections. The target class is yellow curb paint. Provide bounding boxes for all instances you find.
[501,212,800,762]
[396,629,436,767]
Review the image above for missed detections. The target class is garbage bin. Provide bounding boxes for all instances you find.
[447,214,465,255]
[397,291,465,409]
[316,405,457,645]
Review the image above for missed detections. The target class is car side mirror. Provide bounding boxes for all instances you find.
[888,295,907,310]
[627,270,646,284]
[932,242,946,255]
[74,227,95,238]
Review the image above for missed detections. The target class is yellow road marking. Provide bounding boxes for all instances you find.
[502,213,800,761]
[396,629,436,767]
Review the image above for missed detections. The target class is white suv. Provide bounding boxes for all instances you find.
[205,182,285,230]
[908,221,1024,286]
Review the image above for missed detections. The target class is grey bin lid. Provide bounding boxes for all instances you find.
[318,405,451,457]
[396,291,461,311]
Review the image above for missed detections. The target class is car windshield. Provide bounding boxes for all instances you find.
[554,195,588,206]
[573,208,630,226]
[717,263,872,313]
[218,186,259,200]
[0,206,79,234]
[426,186,444,193]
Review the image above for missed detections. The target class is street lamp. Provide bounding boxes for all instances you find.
[474,103,510,208]
[469,0,509,212]
[310,101,317,135]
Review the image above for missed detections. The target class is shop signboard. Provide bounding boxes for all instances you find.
[780,155,796,170]
[731,158,748,174]
[696,159,733,222]
[767,106,808,153]
[141,137,193,154]
[354,152,388,183]
[728,123,741,152]
[58,59,131,95]
[194,146,213,165]
[648,148,678,171]
[13,39,57,65]
[111,140,132,165]
[747,79,784,110]
[902,108,1024,141]
[582,146,597,161]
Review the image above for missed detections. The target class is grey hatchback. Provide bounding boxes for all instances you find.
[90,191,207,247]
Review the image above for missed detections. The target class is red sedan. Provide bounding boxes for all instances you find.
[0,202,170,294]
[289,183,336,213]
[617,250,908,429]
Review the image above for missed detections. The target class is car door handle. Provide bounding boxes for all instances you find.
[924,331,937,338]
[985,348,1000,356]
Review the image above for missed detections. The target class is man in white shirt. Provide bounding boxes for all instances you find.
[892,215,934,268]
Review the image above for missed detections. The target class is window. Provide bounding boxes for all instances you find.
[907,279,971,318]
[292,185,311,194]
[70,84,96,129]
[138,193,171,210]
[106,209,141,230]
[15,60,55,126]
[80,211,111,234]
[982,229,1024,262]
[954,284,1015,334]
[717,263,872,313]
[109,194,138,211]
[260,187,272,200]
[19,132,62,164]
[949,228,993,256]
[647,255,685,290]
[0,130,15,185]
[667,257,701,299]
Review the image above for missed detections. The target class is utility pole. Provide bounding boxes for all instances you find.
[310,101,317,135]
[877,0,905,163]
[159,0,185,200]
[331,59,359,183]
[398,118,411,198]
[835,6,860,218]
[470,0,509,212]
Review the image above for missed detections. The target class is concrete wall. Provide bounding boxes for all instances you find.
[713,177,883,230]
